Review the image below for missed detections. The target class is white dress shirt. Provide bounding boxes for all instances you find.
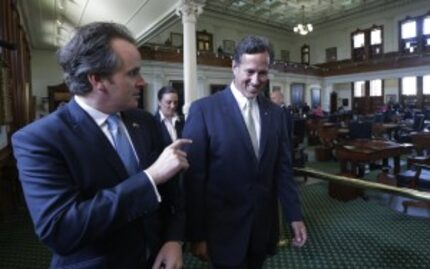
[158,110,179,142]
[230,82,261,148]
[74,95,161,201]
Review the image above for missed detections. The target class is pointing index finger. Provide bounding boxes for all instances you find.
[168,138,192,150]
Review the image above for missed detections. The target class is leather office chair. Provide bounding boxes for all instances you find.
[292,119,308,182]
[396,113,425,143]
[348,120,373,140]
[396,163,430,213]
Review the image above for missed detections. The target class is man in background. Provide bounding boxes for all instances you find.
[12,22,190,269]
[270,90,294,146]
[183,35,307,269]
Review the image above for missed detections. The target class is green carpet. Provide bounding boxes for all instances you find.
[184,182,430,269]
[1,182,429,269]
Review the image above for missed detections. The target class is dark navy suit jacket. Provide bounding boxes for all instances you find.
[12,99,182,269]
[183,88,303,266]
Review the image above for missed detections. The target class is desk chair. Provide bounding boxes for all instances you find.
[397,113,425,143]
[396,163,430,213]
[348,121,372,139]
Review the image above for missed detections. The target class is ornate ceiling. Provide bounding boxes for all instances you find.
[18,0,419,50]
[204,0,410,30]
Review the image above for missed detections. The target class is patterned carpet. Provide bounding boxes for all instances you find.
[184,182,430,269]
[1,182,429,269]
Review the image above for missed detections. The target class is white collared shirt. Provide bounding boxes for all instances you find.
[74,95,161,201]
[230,82,261,147]
[158,110,179,142]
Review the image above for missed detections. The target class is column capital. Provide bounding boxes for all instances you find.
[176,0,205,21]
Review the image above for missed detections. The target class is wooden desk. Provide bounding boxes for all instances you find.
[331,139,413,201]
[336,139,413,175]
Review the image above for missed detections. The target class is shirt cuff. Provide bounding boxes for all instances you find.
[143,170,162,202]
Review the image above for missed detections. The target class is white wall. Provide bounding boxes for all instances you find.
[384,78,399,103]
[334,83,352,110]
[31,49,64,98]
[31,49,64,117]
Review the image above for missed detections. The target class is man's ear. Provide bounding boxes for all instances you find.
[232,60,239,74]
[87,74,107,92]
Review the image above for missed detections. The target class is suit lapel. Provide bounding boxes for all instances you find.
[121,112,148,171]
[65,100,128,179]
[257,96,272,160]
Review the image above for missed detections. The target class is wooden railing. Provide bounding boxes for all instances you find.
[139,43,430,77]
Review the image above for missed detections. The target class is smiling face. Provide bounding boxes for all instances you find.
[101,38,145,112]
[158,92,179,118]
[232,51,270,99]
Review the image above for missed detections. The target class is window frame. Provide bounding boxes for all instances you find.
[351,25,384,61]
[401,76,418,96]
[399,12,430,54]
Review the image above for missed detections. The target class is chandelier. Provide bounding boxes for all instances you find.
[293,5,313,35]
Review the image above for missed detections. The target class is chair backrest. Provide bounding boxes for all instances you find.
[374,113,384,123]
[413,114,425,131]
[348,121,372,139]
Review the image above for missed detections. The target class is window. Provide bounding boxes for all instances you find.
[402,76,417,96]
[301,44,310,65]
[423,16,430,35]
[370,79,382,96]
[424,15,430,52]
[424,75,430,95]
[371,29,382,45]
[399,14,430,54]
[196,30,213,52]
[401,20,417,39]
[353,32,365,48]
[354,81,365,97]
[351,25,383,61]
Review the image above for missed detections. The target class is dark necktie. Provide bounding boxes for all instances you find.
[106,114,139,175]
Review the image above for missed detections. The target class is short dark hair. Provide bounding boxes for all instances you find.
[157,86,178,101]
[57,22,136,95]
[233,36,274,65]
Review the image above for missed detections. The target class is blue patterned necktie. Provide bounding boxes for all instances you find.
[106,114,139,175]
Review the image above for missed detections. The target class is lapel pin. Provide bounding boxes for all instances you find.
[132,123,140,128]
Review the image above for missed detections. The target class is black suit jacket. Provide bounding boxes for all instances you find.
[12,99,183,269]
[153,112,185,147]
[152,111,185,244]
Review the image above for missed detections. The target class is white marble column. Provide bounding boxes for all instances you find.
[176,0,204,115]
[322,82,333,112]
[284,81,292,106]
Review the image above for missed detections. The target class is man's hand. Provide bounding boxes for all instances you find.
[152,241,183,269]
[291,221,307,247]
[146,139,192,185]
[190,241,209,262]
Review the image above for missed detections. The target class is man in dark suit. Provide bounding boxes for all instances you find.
[270,90,294,146]
[183,36,307,269]
[12,22,190,269]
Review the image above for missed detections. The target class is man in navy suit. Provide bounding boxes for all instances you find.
[12,22,190,269]
[183,36,307,269]
[270,90,294,146]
